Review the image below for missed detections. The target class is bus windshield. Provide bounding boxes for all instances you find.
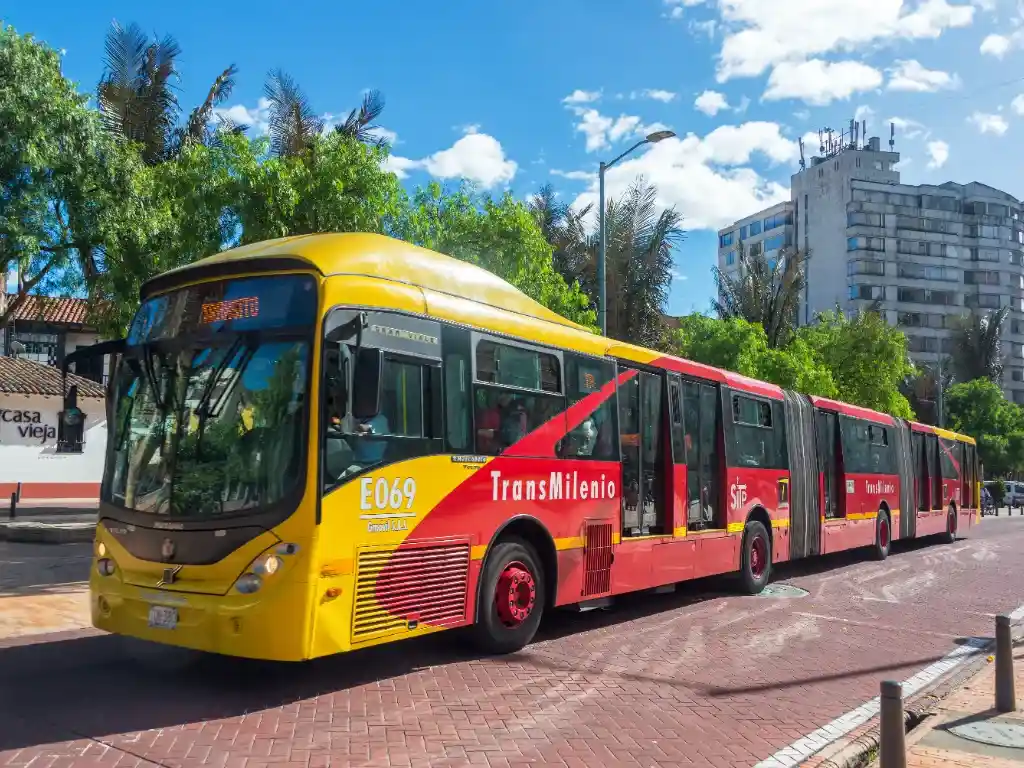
[104,274,317,519]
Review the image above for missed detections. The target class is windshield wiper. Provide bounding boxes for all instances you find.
[193,333,259,460]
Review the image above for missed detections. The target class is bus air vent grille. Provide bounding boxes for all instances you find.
[582,522,613,597]
[352,542,470,642]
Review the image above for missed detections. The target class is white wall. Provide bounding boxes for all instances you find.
[0,392,107,485]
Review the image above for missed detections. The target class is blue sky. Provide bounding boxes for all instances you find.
[7,0,1024,315]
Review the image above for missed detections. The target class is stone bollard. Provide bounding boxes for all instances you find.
[996,614,1016,713]
[879,680,907,768]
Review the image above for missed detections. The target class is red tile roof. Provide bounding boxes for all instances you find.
[3,294,93,327]
[0,356,105,399]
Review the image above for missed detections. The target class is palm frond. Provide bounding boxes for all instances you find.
[264,69,323,157]
[335,89,387,145]
[180,64,239,147]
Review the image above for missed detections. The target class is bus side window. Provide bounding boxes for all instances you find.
[441,325,472,453]
[560,354,618,461]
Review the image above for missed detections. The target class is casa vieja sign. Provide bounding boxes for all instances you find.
[0,409,57,444]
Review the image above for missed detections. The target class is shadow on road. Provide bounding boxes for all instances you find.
[0,531,964,753]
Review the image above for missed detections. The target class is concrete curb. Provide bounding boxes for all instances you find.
[817,627,1023,768]
[0,521,96,544]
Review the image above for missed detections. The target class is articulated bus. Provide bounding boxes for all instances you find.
[65,233,980,661]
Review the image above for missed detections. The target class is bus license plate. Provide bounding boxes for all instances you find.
[148,605,178,630]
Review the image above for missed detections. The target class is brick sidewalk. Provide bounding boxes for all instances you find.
[871,644,1024,767]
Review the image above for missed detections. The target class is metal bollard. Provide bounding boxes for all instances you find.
[8,492,15,520]
[879,680,907,768]
[996,614,1016,713]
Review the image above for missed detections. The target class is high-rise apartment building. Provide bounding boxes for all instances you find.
[717,128,1024,403]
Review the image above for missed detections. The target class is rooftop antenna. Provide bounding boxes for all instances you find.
[862,119,867,144]
[889,121,895,151]
[849,118,856,149]
[798,137,806,170]
[853,120,859,149]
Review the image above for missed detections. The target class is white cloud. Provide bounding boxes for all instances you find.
[366,126,398,144]
[664,0,708,18]
[926,140,949,168]
[213,97,272,134]
[855,105,875,123]
[714,0,975,82]
[562,89,601,105]
[980,33,1012,56]
[386,127,517,188]
[763,59,883,105]
[794,109,811,121]
[551,169,595,181]
[886,59,960,91]
[690,18,718,37]
[1012,94,1024,115]
[568,107,649,152]
[643,88,678,102]
[694,90,730,115]
[569,124,795,231]
[890,116,930,140]
[968,111,1009,135]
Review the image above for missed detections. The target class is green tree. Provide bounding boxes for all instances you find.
[394,182,595,328]
[97,21,240,164]
[712,243,808,349]
[669,314,839,397]
[797,308,916,418]
[530,177,683,346]
[0,24,127,326]
[945,378,1024,477]
[950,307,1008,384]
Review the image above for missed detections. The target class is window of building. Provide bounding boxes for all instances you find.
[764,233,789,251]
[965,293,1003,309]
[740,224,749,239]
[897,287,958,305]
[848,212,884,227]
[763,212,792,231]
[719,231,734,247]
[964,270,1002,285]
[749,220,762,236]
[728,393,787,470]
[725,250,736,266]
[898,263,956,281]
[889,193,920,207]
[850,284,884,300]
[10,329,59,366]
[849,260,886,277]
[989,204,1009,218]
[1011,368,1024,382]
[921,195,960,213]
[848,236,885,251]
[559,355,618,461]
[971,247,1000,262]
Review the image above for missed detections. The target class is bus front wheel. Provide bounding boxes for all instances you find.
[471,539,545,654]
[942,505,957,544]
[873,510,891,560]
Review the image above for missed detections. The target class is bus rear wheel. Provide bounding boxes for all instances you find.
[471,539,545,655]
[739,520,771,595]
[873,510,891,560]
[942,505,957,544]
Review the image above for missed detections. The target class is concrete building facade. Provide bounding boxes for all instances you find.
[717,133,1024,403]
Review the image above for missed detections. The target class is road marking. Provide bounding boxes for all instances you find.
[754,601,1024,768]
[793,612,964,641]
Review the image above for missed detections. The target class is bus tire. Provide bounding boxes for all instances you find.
[873,510,891,561]
[739,520,771,595]
[471,539,545,655]
[942,505,957,544]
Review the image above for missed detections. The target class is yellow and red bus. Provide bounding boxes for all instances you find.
[66,232,980,661]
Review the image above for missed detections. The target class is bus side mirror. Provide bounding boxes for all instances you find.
[352,348,384,420]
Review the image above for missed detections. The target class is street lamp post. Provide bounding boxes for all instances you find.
[597,129,676,337]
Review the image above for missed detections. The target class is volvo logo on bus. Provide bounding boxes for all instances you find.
[161,538,175,562]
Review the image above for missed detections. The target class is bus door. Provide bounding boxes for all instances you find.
[681,378,721,530]
[814,410,840,519]
[927,434,941,509]
[913,432,928,518]
[618,368,669,536]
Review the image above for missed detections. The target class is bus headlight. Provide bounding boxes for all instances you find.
[96,558,116,577]
[234,573,262,594]
[253,555,282,576]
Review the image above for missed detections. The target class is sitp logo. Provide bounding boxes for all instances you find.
[730,482,748,511]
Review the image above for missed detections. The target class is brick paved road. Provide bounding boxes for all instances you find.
[1,519,1023,768]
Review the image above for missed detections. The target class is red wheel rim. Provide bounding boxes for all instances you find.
[880,517,889,549]
[495,561,536,628]
[750,535,768,579]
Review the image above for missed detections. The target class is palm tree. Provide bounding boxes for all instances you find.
[531,177,684,347]
[950,307,1008,383]
[97,21,239,164]
[712,242,808,348]
[263,70,388,158]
